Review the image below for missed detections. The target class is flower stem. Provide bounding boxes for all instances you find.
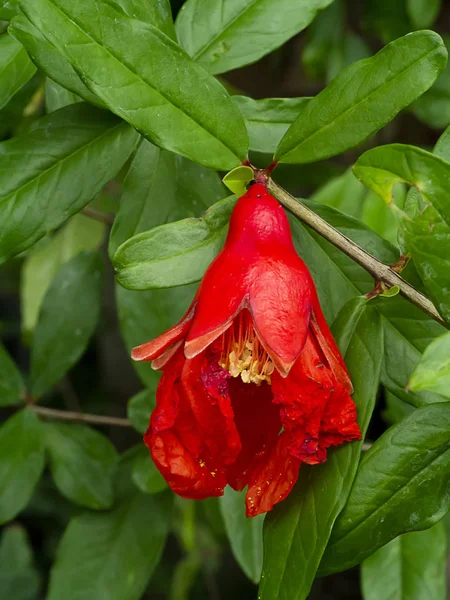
[30,404,131,427]
[81,207,114,225]
[267,179,447,328]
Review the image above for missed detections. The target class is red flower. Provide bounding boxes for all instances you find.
[132,183,361,517]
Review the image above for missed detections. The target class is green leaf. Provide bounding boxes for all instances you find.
[275,31,447,164]
[114,0,175,39]
[45,77,80,112]
[407,0,441,29]
[222,165,253,196]
[47,489,172,600]
[9,16,104,107]
[45,422,118,510]
[232,96,311,154]
[354,143,450,321]
[365,0,411,44]
[288,201,446,409]
[0,0,20,20]
[109,139,177,258]
[320,402,450,574]
[361,523,446,600]
[21,214,105,334]
[409,331,450,398]
[0,525,41,600]
[128,388,155,434]
[131,445,167,495]
[113,195,236,290]
[412,35,450,129]
[0,103,137,262]
[326,33,372,83]
[0,33,36,110]
[219,487,263,584]
[175,0,334,75]
[259,302,383,600]
[354,143,450,224]
[0,341,25,406]
[0,409,45,524]
[168,154,226,221]
[302,0,344,79]
[383,390,415,425]
[402,206,450,322]
[116,284,197,388]
[18,0,249,170]
[30,252,103,398]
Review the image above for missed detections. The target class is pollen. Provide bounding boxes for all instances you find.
[219,311,274,385]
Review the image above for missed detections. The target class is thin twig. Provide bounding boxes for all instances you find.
[81,207,114,226]
[268,179,447,328]
[30,405,131,427]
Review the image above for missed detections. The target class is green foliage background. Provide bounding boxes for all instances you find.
[1,0,450,599]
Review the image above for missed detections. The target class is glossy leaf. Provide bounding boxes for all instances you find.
[0,103,137,262]
[232,96,310,154]
[354,143,450,321]
[354,144,450,224]
[409,331,450,398]
[114,0,175,39]
[407,0,441,29]
[402,206,450,322]
[127,389,155,434]
[176,0,334,75]
[222,165,253,196]
[18,0,249,170]
[275,31,447,163]
[0,409,45,524]
[30,252,103,398]
[9,16,104,107]
[0,526,41,600]
[220,487,263,584]
[109,139,176,258]
[361,523,446,600]
[21,214,105,334]
[320,402,450,574]
[45,422,118,510]
[47,489,172,600]
[116,284,197,388]
[113,195,236,290]
[0,33,36,110]
[131,445,167,495]
[412,35,450,129]
[168,154,226,221]
[259,303,383,600]
[45,78,80,113]
[383,390,415,425]
[290,208,446,408]
[0,342,25,406]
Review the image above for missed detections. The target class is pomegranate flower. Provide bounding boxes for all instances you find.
[132,183,361,517]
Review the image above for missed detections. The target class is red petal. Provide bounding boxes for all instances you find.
[131,301,196,364]
[245,433,301,517]
[310,296,353,394]
[249,253,313,375]
[226,377,282,491]
[272,333,360,466]
[145,347,233,499]
[180,347,241,466]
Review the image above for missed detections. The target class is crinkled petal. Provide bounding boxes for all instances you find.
[145,347,234,499]
[226,377,281,491]
[272,333,360,466]
[245,433,301,517]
